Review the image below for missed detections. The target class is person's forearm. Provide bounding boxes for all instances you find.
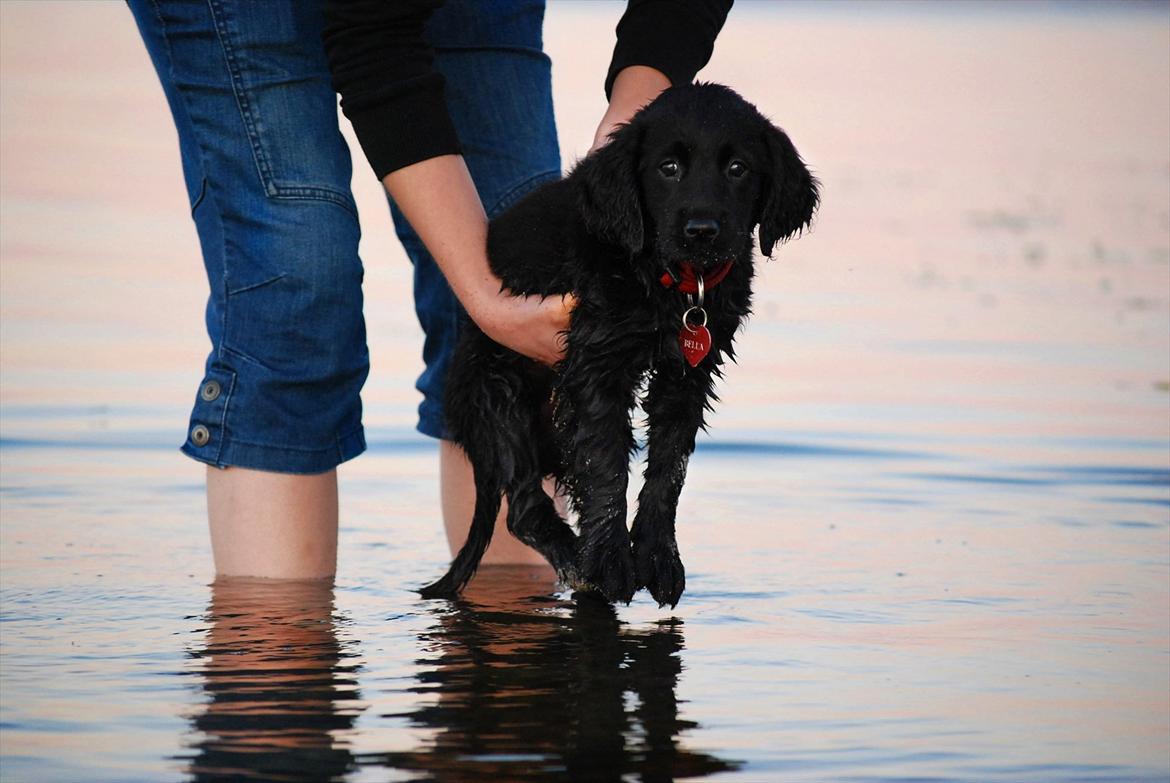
[591,66,671,152]
[382,154,493,319]
[381,154,572,367]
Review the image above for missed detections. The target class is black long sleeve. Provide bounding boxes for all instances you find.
[605,0,733,99]
[323,0,461,180]
[324,0,734,180]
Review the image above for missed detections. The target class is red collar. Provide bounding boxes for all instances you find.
[660,261,734,294]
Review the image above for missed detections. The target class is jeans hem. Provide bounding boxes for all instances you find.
[416,409,447,441]
[181,426,367,474]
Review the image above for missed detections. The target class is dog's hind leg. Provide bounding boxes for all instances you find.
[418,466,502,599]
[499,375,579,584]
[422,347,560,598]
[506,475,578,586]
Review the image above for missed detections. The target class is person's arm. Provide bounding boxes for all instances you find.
[382,155,571,367]
[591,65,672,153]
[323,0,458,180]
[592,0,733,152]
[323,0,571,366]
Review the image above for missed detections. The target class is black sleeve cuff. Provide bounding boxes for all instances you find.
[605,0,732,99]
[344,77,462,180]
[323,0,460,179]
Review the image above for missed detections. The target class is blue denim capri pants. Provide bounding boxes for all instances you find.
[128,0,561,473]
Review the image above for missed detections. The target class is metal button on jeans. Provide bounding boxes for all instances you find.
[190,424,211,447]
[200,380,221,402]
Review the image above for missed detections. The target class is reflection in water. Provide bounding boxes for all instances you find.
[362,566,739,782]
[180,570,736,782]
[180,578,364,782]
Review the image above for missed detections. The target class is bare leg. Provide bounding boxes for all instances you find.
[207,467,338,579]
[440,440,555,567]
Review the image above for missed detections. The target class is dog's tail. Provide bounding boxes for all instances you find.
[418,474,501,599]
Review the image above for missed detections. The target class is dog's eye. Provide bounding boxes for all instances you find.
[658,159,680,178]
[727,160,748,178]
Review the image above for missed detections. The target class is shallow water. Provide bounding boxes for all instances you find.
[2,2,1169,782]
[2,422,1168,782]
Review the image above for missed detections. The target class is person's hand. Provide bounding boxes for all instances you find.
[590,65,671,153]
[464,284,577,367]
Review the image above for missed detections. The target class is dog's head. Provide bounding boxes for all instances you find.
[577,83,819,281]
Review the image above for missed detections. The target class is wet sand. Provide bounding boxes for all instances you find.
[1,2,1168,781]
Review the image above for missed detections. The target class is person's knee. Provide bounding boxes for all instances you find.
[184,199,368,473]
[222,200,366,379]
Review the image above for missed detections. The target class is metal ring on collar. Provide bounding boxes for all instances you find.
[682,305,708,332]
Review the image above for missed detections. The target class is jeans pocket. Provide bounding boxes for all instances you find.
[206,0,356,214]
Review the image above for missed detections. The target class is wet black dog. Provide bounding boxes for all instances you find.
[421,84,819,607]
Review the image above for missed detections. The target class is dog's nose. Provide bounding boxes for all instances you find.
[684,218,720,241]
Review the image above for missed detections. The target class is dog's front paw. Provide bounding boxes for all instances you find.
[634,536,686,608]
[577,530,637,604]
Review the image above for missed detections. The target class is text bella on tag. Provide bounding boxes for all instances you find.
[679,323,712,367]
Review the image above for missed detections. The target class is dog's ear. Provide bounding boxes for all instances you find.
[575,121,645,255]
[758,124,820,257]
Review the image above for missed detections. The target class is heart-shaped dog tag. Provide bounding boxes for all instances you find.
[679,324,712,367]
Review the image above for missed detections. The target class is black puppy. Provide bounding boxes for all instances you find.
[421,84,819,607]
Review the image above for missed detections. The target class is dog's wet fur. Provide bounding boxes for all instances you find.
[421,84,819,607]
